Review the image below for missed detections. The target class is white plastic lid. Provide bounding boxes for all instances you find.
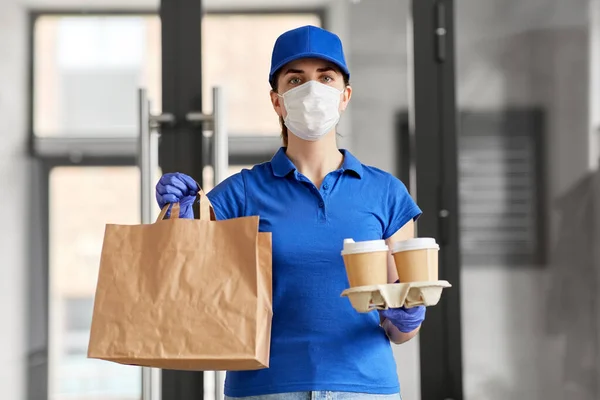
[391,238,439,253]
[341,238,389,256]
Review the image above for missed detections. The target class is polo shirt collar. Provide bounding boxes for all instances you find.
[339,149,364,178]
[271,147,363,178]
[271,147,296,177]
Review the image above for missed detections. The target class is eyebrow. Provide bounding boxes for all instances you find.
[283,66,337,75]
[283,68,303,75]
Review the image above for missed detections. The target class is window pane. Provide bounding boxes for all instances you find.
[64,298,94,331]
[202,14,321,136]
[34,15,161,137]
[49,166,141,400]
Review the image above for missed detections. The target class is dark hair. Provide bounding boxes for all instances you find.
[270,70,350,146]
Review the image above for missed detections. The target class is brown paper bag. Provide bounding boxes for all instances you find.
[87,190,273,371]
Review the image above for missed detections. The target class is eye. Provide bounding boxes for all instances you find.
[288,77,302,85]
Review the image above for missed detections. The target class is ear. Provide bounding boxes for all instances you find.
[340,85,352,112]
[270,90,284,117]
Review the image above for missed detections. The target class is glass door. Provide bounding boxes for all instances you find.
[30,12,162,400]
[48,167,141,400]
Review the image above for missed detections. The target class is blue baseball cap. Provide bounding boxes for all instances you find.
[269,25,350,83]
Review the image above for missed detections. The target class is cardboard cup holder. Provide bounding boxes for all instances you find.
[341,280,452,313]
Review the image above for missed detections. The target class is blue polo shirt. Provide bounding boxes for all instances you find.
[206,148,422,398]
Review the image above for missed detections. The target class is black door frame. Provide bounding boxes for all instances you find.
[159,0,206,396]
[412,1,464,399]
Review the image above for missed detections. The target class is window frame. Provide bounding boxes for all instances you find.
[27,8,326,164]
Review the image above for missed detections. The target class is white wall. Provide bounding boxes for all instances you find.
[340,2,421,399]
[0,1,30,398]
[344,0,411,173]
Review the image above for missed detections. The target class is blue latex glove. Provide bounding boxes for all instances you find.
[379,305,426,333]
[155,172,199,219]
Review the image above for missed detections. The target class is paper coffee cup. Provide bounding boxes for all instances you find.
[341,239,389,288]
[391,238,439,283]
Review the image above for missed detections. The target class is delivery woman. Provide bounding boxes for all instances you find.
[156,25,426,400]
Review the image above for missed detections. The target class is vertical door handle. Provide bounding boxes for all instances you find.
[141,87,227,400]
[138,88,153,225]
[185,86,228,400]
[213,88,227,400]
[212,86,228,185]
[185,86,228,185]
[137,87,165,400]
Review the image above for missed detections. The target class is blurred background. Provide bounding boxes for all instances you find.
[1,0,599,399]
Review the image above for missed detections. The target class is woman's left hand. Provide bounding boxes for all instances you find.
[378,306,426,333]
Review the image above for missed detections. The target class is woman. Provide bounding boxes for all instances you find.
[156,25,426,400]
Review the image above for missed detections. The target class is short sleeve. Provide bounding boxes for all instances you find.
[206,172,246,220]
[383,176,422,239]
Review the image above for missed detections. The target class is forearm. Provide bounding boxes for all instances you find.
[381,220,424,344]
[382,318,421,344]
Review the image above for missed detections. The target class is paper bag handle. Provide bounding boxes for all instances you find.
[156,203,180,222]
[198,188,211,221]
[155,189,212,222]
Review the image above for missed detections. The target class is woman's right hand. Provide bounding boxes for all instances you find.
[155,172,199,219]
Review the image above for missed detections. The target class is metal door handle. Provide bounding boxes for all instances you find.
[212,86,227,400]
[191,87,228,400]
[149,112,176,129]
[212,87,228,185]
[184,86,228,185]
[139,87,227,400]
[137,88,163,400]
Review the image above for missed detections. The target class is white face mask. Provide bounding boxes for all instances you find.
[279,81,344,141]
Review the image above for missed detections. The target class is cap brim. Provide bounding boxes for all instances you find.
[269,51,350,82]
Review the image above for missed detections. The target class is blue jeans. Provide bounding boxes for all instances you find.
[225,392,401,400]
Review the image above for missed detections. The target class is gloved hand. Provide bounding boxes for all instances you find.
[155,172,199,219]
[379,305,426,333]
